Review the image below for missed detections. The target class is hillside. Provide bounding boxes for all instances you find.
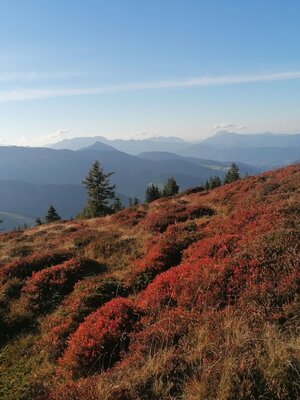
[0,145,257,225]
[0,164,299,399]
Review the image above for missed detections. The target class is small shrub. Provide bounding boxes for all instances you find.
[132,241,183,291]
[21,257,105,313]
[59,298,142,378]
[0,251,73,282]
[111,208,147,227]
[141,203,214,233]
[41,277,127,359]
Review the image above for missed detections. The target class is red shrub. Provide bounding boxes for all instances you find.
[111,208,147,226]
[21,257,104,313]
[0,251,73,282]
[137,259,226,312]
[59,298,142,378]
[240,266,300,314]
[138,257,262,314]
[132,240,183,290]
[132,222,202,291]
[41,277,126,359]
[183,234,240,263]
[141,203,214,233]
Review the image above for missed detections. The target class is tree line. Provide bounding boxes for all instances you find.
[34,161,240,224]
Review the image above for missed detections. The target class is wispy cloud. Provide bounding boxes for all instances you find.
[1,70,300,102]
[0,129,71,147]
[0,71,84,83]
[38,129,70,145]
[213,122,246,130]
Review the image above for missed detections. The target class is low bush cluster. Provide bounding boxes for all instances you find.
[111,208,147,226]
[0,251,73,282]
[59,298,142,378]
[21,257,104,313]
[41,277,127,359]
[141,202,214,233]
[132,240,183,291]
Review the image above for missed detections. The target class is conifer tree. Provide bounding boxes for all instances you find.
[45,205,61,223]
[145,184,161,203]
[81,160,116,218]
[224,163,240,184]
[35,217,43,226]
[129,197,139,207]
[209,176,222,189]
[111,197,123,213]
[162,177,179,197]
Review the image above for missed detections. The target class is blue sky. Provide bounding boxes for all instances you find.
[0,0,300,145]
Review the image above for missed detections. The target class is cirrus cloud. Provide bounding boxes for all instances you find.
[0,70,300,102]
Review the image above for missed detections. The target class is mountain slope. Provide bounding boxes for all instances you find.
[0,146,257,204]
[0,164,299,399]
[138,151,261,175]
[179,143,300,167]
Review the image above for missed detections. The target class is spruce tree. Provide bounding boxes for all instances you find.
[162,177,179,197]
[145,184,161,203]
[209,176,222,189]
[81,160,116,218]
[129,197,139,207]
[111,197,123,213]
[45,205,61,223]
[224,163,240,184]
[35,217,43,226]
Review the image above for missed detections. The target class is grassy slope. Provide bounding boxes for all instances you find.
[0,164,299,400]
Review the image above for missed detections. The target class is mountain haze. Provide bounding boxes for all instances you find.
[51,132,300,167]
[0,145,257,230]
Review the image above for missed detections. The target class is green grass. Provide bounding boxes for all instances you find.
[0,334,52,400]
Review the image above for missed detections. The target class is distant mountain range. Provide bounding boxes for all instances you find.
[202,130,300,148]
[50,135,187,154]
[0,131,299,231]
[51,131,300,167]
